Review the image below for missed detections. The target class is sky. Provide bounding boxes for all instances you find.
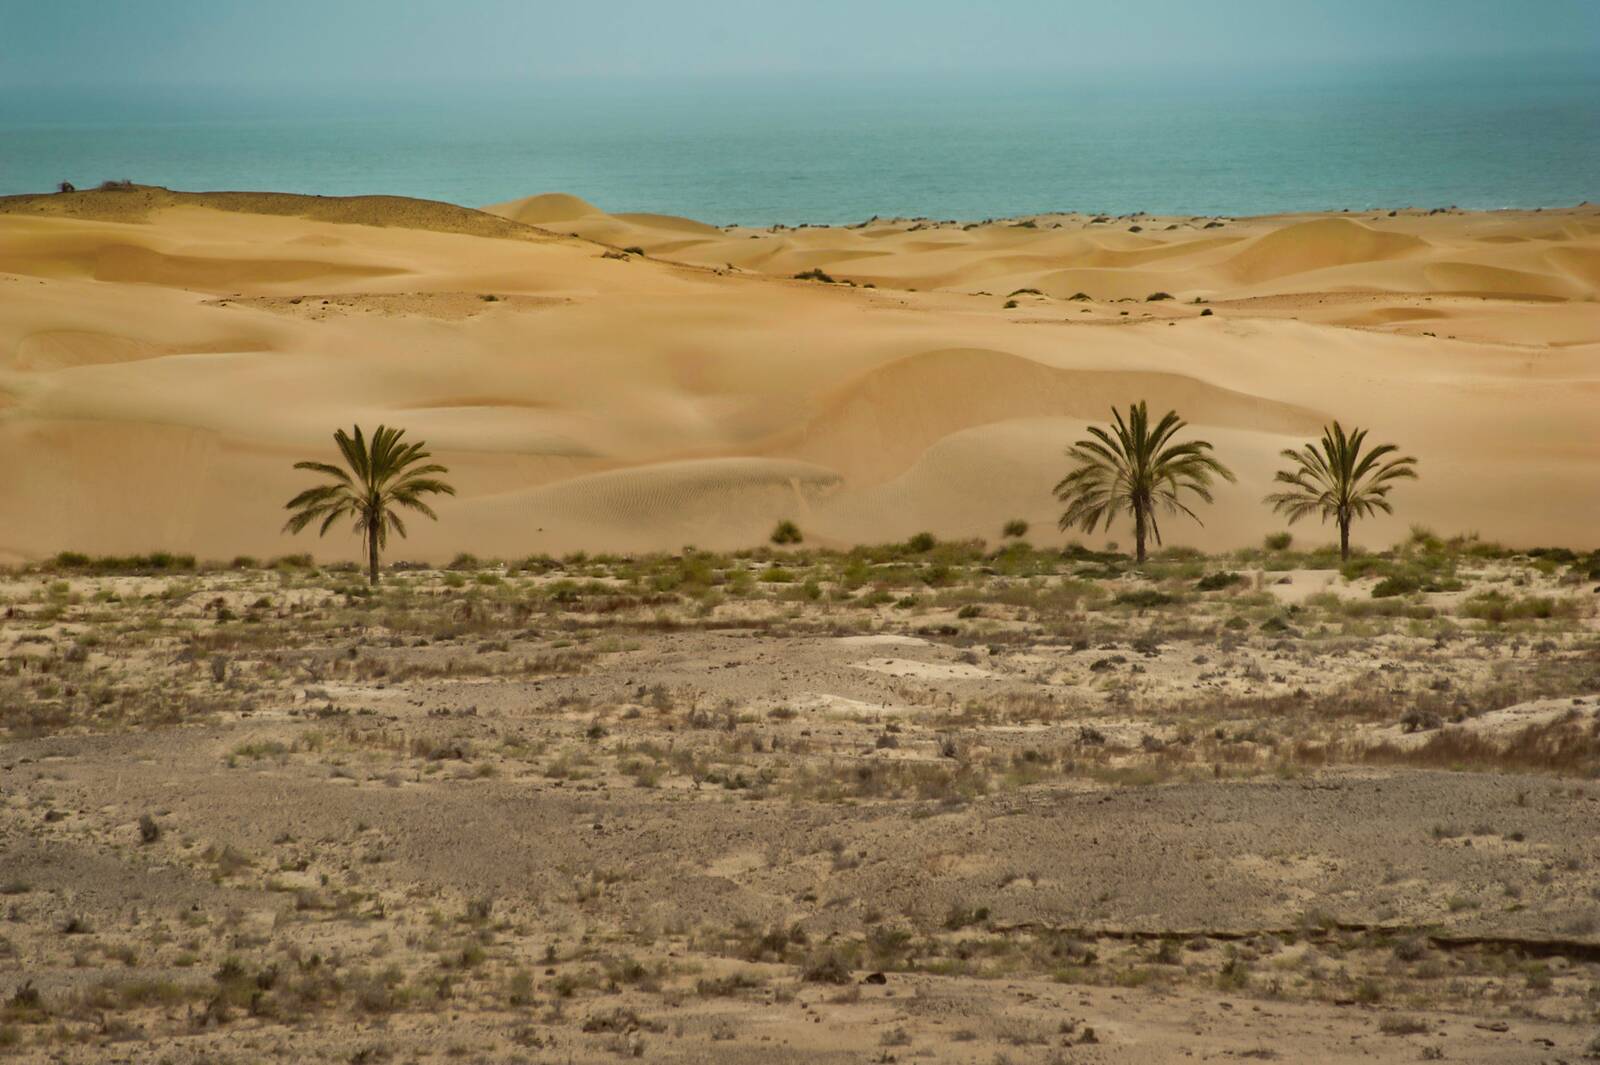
[4,0,1599,90]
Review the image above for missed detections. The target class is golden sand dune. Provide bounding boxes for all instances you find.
[13,329,272,371]
[1220,217,1428,283]
[0,185,1597,561]
[610,211,723,235]
[467,457,844,554]
[761,348,1325,485]
[526,193,1599,304]
[4,185,540,239]
[486,191,602,225]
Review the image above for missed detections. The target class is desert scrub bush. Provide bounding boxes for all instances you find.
[985,543,1061,578]
[794,267,836,283]
[786,759,989,804]
[1196,571,1244,591]
[1460,591,1575,624]
[770,520,803,545]
[695,971,768,997]
[1372,574,1422,598]
[801,948,855,984]
[1002,518,1029,539]
[1357,712,1600,775]
[1112,589,1176,609]
[50,551,197,574]
[1377,1014,1430,1035]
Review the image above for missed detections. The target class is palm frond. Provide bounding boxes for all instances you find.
[1054,401,1233,554]
[284,424,456,577]
[1265,421,1418,540]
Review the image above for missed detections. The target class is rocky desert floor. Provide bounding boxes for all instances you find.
[3,534,1600,1063]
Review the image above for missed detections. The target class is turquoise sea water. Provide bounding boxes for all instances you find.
[2,63,1596,225]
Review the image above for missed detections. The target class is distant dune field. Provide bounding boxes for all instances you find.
[1,185,1597,563]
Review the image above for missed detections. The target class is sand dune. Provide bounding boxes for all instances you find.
[12,329,272,371]
[0,184,1597,562]
[466,457,844,554]
[762,348,1325,485]
[485,191,602,225]
[1221,217,1428,284]
[610,211,723,235]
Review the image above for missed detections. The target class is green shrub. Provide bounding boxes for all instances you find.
[770,520,803,545]
[1460,591,1566,623]
[1114,589,1174,609]
[1197,571,1244,591]
[1001,519,1029,539]
[52,551,196,573]
[1372,574,1421,598]
[1264,532,1293,551]
[1340,556,1389,581]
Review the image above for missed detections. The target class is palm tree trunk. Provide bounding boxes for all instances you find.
[1134,505,1148,564]
[1339,516,1350,562]
[367,515,381,586]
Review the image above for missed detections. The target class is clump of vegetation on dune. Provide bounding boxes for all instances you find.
[50,551,197,574]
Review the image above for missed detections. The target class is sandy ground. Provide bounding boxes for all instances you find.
[2,542,1599,1061]
[0,186,1597,564]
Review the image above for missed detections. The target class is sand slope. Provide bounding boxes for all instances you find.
[1,185,1597,561]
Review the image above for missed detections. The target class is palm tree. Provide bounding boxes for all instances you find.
[283,425,455,585]
[1055,401,1235,563]
[1265,422,1418,561]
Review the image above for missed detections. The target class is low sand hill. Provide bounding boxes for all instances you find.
[1,185,1597,562]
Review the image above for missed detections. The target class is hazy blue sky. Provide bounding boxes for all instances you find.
[5,0,1599,89]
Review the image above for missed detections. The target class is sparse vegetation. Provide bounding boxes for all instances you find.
[0,531,1591,1060]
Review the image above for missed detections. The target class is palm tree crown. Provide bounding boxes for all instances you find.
[283,425,455,584]
[1264,422,1417,560]
[1055,401,1235,563]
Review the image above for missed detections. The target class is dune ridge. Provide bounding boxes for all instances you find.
[1,186,1597,562]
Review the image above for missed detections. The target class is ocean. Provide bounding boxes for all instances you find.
[2,61,1596,225]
